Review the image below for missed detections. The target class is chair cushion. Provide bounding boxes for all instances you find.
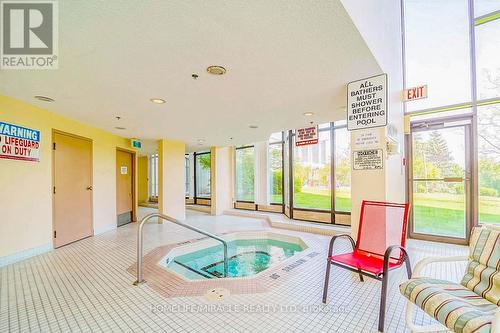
[400,277,497,333]
[328,251,400,276]
[461,227,500,305]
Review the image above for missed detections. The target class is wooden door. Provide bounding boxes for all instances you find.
[116,149,133,226]
[53,132,93,248]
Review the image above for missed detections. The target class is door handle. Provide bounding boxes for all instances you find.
[86,186,93,191]
[443,177,463,183]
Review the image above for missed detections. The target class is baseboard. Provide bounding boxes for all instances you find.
[0,243,53,268]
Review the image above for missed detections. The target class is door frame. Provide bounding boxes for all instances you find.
[51,129,94,248]
[406,114,475,245]
[116,147,137,223]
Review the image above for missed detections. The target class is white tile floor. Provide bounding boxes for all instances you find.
[0,208,468,333]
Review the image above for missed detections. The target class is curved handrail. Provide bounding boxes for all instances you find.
[133,213,229,285]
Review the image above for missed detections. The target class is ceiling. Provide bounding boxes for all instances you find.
[0,0,380,153]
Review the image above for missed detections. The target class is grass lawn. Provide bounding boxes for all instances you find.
[250,188,500,237]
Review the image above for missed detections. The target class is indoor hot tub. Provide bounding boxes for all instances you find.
[159,232,307,280]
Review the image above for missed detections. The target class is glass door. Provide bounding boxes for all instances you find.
[408,117,472,244]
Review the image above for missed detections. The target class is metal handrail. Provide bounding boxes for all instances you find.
[133,213,228,285]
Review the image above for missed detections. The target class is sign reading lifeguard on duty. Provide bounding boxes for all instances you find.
[403,85,427,101]
[347,74,387,131]
[295,125,318,147]
[0,121,40,161]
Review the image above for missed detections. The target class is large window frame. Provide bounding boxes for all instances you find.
[193,151,211,205]
[286,122,351,224]
[235,145,256,203]
[269,132,285,206]
[403,0,500,240]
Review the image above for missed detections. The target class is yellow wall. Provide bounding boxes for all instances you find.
[0,95,137,258]
[137,156,149,204]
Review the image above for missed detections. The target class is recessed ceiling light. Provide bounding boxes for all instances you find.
[303,112,314,116]
[249,125,258,129]
[34,95,54,102]
[114,126,126,130]
[197,139,205,144]
[150,98,166,104]
[207,65,226,75]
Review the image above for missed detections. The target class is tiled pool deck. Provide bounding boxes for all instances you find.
[0,208,466,332]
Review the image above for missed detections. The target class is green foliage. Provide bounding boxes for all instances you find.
[197,154,211,170]
[480,187,499,197]
[236,148,255,199]
[479,159,500,196]
[271,170,282,195]
[293,163,311,193]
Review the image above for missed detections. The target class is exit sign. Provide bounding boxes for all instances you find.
[404,85,427,101]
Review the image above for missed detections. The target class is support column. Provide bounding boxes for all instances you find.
[350,127,387,237]
[158,139,186,221]
[210,146,234,215]
[254,142,269,206]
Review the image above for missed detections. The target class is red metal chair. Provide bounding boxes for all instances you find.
[322,200,412,332]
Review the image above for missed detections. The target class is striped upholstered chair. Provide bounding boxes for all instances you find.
[400,226,500,333]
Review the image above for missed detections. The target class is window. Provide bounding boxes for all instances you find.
[195,152,211,198]
[185,154,190,197]
[149,154,158,199]
[477,104,500,225]
[334,126,351,212]
[235,146,255,201]
[404,0,471,111]
[474,0,500,17]
[293,126,332,211]
[404,0,500,236]
[475,18,500,99]
[269,140,283,204]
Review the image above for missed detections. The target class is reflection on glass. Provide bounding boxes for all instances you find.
[478,104,500,225]
[334,127,351,212]
[269,144,283,204]
[195,153,211,198]
[235,147,255,201]
[404,0,471,111]
[293,129,331,210]
[185,155,190,197]
[269,132,283,143]
[412,127,466,238]
[474,0,500,17]
[284,132,290,211]
[150,154,158,198]
[476,19,500,100]
[413,181,466,238]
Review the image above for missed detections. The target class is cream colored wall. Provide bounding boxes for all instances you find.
[212,147,234,215]
[137,156,149,204]
[0,95,137,258]
[158,139,186,220]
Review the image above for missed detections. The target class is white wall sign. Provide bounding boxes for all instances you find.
[353,129,381,148]
[347,74,387,131]
[0,121,40,162]
[353,149,383,170]
[403,85,427,101]
[120,166,128,175]
[295,125,318,147]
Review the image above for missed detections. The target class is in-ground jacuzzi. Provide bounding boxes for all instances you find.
[158,232,307,280]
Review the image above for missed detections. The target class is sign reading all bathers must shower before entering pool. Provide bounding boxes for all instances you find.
[0,121,40,161]
[347,74,387,131]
